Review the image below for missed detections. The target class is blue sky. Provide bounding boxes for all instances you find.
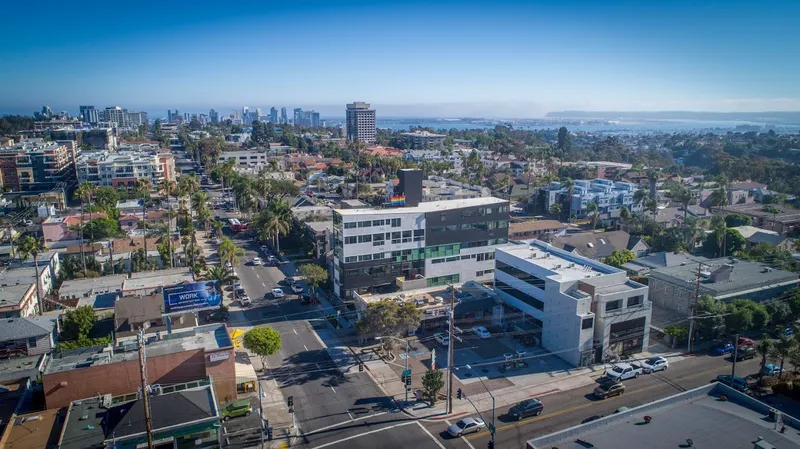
[2,0,798,117]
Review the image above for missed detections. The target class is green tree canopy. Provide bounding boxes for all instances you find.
[243,327,282,369]
[695,295,726,340]
[299,263,328,295]
[724,213,752,228]
[421,369,445,406]
[703,228,745,257]
[604,249,635,268]
[62,305,97,341]
[357,298,422,342]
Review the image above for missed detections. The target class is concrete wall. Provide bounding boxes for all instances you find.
[43,347,236,409]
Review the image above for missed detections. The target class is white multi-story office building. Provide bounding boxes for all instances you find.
[332,195,510,300]
[494,240,650,367]
[346,102,376,143]
[217,149,270,167]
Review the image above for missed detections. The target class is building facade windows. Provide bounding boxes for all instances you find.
[496,260,545,289]
[495,280,544,311]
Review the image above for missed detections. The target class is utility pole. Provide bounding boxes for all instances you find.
[687,263,701,354]
[732,333,739,377]
[447,285,455,415]
[258,379,265,448]
[138,330,155,449]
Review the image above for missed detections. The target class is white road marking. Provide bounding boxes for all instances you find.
[347,411,355,420]
[304,344,308,351]
[304,412,388,436]
[309,421,416,448]
[262,282,266,287]
[293,329,298,335]
[416,421,446,449]
[330,385,336,393]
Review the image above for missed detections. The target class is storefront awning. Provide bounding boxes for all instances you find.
[235,361,258,384]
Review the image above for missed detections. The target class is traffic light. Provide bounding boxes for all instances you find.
[359,363,364,372]
[457,388,462,400]
[487,441,494,449]
[287,396,294,408]
[405,374,411,386]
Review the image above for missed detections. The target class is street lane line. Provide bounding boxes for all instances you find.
[262,282,266,287]
[347,411,355,420]
[330,385,336,393]
[303,412,388,436]
[465,363,736,440]
[416,421,446,449]
[293,329,298,335]
[309,421,416,449]
[304,345,309,351]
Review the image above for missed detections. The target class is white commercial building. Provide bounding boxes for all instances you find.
[494,240,650,367]
[346,102,376,143]
[76,150,176,188]
[218,149,269,168]
[400,131,446,149]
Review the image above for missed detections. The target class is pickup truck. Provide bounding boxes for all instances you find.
[605,363,642,381]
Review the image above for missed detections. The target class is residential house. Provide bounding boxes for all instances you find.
[620,251,708,276]
[41,213,106,248]
[57,274,128,309]
[508,220,568,241]
[712,203,800,236]
[113,293,197,342]
[549,230,649,260]
[0,316,59,358]
[746,231,796,252]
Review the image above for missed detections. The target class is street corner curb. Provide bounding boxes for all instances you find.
[427,411,468,421]
[529,388,559,398]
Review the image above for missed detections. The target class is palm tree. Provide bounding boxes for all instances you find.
[217,236,245,267]
[549,203,562,217]
[75,182,95,277]
[633,188,649,233]
[158,180,177,268]
[264,200,292,253]
[560,178,575,223]
[772,335,796,378]
[670,184,694,247]
[756,336,774,380]
[18,235,46,315]
[178,175,200,268]
[646,168,659,199]
[710,215,727,257]
[137,179,153,270]
[153,223,174,268]
[586,201,600,230]
[619,205,631,231]
[644,197,659,237]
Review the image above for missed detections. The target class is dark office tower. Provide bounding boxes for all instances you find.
[280,107,288,124]
[396,169,423,207]
[269,107,278,123]
[209,109,220,124]
[79,106,98,125]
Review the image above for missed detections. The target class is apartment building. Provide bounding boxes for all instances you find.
[218,149,270,167]
[494,240,650,366]
[346,102,376,143]
[0,140,77,191]
[332,195,510,300]
[76,150,175,188]
[401,131,447,149]
[541,179,641,224]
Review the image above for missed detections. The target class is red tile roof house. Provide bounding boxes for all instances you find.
[41,212,106,249]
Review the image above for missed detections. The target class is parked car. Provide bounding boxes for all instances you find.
[594,382,625,399]
[260,245,269,253]
[434,332,450,346]
[222,399,252,421]
[446,417,485,437]
[203,310,228,323]
[235,287,246,296]
[762,363,784,377]
[252,257,262,266]
[271,288,284,298]
[640,356,669,373]
[737,336,755,348]
[715,375,749,392]
[240,296,252,306]
[508,398,543,420]
[233,282,242,290]
[734,346,756,361]
[285,276,296,285]
[710,343,735,356]
[472,326,491,339]
[267,255,278,265]
[299,293,312,304]
[605,363,641,381]
[291,284,304,293]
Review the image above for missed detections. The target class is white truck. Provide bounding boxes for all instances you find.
[605,363,642,381]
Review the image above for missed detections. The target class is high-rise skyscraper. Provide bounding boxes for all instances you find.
[312,112,321,128]
[280,107,287,124]
[269,107,278,123]
[168,110,180,123]
[209,109,219,124]
[293,108,303,125]
[79,106,98,125]
[183,112,191,123]
[346,102,376,143]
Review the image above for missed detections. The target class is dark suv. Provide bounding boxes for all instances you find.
[508,398,544,420]
[735,346,756,361]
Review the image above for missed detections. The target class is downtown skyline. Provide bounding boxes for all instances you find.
[2,0,799,117]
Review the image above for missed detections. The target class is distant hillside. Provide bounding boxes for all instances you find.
[545,110,800,124]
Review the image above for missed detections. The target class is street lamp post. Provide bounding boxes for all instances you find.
[466,364,495,447]
[376,336,410,404]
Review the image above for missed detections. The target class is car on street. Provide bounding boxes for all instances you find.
[640,356,669,373]
[710,342,735,356]
[508,398,543,420]
[202,310,228,323]
[762,363,784,377]
[271,288,284,298]
[735,346,756,361]
[446,417,485,437]
[605,363,641,381]
[267,255,278,265]
[594,381,625,399]
[252,257,261,265]
[715,375,749,392]
[291,284,304,293]
[285,276,296,285]
[235,287,246,296]
[233,282,242,289]
[260,245,269,253]
[434,332,450,346]
[240,296,251,306]
[300,293,312,304]
[221,399,252,421]
[471,325,491,339]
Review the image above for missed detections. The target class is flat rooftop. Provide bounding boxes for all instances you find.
[335,196,507,216]
[0,355,45,382]
[498,240,619,283]
[3,407,63,449]
[58,274,127,298]
[529,383,800,449]
[718,202,800,222]
[650,257,798,298]
[44,324,231,375]
[121,269,194,291]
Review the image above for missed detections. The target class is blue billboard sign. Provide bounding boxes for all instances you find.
[163,281,223,313]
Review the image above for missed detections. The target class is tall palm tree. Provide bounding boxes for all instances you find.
[646,168,659,199]
[756,336,774,380]
[772,335,796,378]
[560,178,575,223]
[710,215,727,257]
[217,236,245,267]
[264,200,292,253]
[633,188,649,233]
[137,179,153,270]
[619,205,631,231]
[158,180,177,268]
[644,197,659,237]
[75,182,95,277]
[153,223,174,268]
[586,201,600,230]
[178,175,200,268]
[670,184,694,247]
[18,235,46,315]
